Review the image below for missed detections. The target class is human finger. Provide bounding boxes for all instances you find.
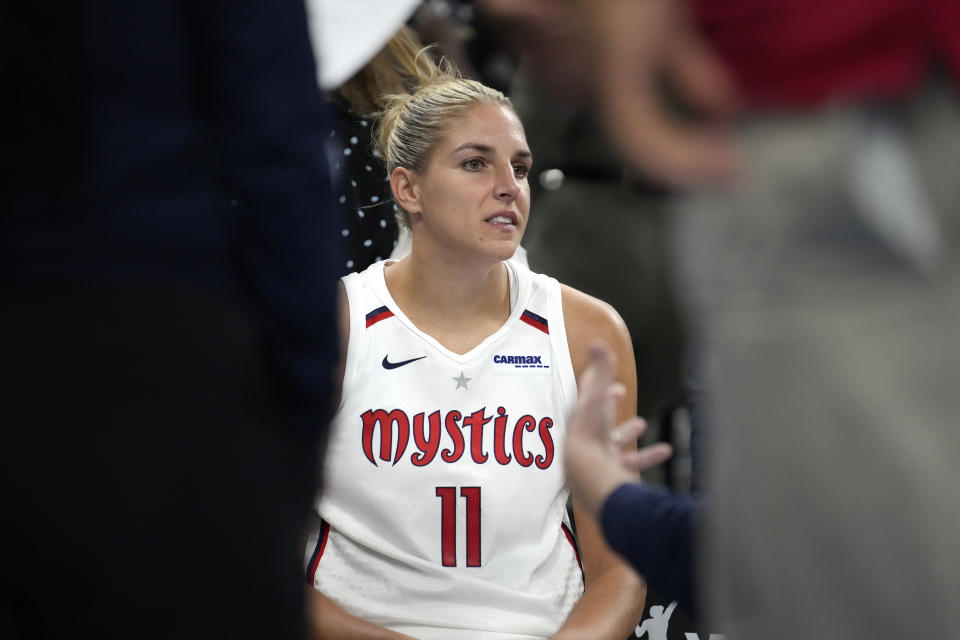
[620,442,674,473]
[608,416,648,446]
[577,341,617,406]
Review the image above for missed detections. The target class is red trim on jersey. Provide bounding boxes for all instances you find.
[561,522,583,572]
[305,520,331,584]
[366,309,394,328]
[520,310,549,334]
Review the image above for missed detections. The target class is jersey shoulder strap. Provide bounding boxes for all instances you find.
[510,261,579,412]
[339,263,391,411]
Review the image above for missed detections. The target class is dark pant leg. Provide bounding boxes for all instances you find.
[0,283,322,639]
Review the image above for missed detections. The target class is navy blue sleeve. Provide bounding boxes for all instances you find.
[601,483,699,615]
[185,0,343,429]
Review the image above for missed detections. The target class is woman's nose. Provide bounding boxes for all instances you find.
[495,165,521,200]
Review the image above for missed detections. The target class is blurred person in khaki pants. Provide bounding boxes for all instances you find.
[577,1,960,639]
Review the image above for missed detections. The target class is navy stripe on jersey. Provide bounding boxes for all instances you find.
[561,522,583,574]
[520,309,549,334]
[365,305,394,328]
[305,519,331,584]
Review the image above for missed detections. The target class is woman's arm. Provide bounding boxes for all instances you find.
[554,285,647,640]
[307,588,418,640]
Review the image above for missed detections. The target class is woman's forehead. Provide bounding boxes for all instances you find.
[438,103,528,152]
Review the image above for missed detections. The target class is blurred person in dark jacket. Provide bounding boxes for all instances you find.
[1,1,341,638]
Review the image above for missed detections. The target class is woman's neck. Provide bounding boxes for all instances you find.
[384,247,511,354]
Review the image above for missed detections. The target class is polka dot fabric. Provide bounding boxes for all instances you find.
[328,103,399,276]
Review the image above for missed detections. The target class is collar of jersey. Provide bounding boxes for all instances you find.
[367,259,532,365]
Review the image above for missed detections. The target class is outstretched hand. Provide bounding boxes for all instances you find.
[564,341,673,519]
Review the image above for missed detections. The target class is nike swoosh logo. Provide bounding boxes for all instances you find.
[382,355,427,370]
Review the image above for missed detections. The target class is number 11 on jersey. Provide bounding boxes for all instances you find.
[436,486,481,567]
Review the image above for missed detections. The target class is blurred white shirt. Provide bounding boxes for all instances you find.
[306,0,421,89]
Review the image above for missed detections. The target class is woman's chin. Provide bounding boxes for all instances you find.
[488,244,521,264]
[483,235,523,262]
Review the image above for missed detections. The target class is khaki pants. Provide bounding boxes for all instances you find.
[674,76,960,639]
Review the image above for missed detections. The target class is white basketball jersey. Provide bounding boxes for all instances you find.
[307,259,582,640]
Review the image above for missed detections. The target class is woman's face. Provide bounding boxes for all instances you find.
[402,103,532,262]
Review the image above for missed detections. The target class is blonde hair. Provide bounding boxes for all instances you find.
[374,54,515,229]
[336,27,433,116]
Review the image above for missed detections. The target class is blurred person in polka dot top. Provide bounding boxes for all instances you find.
[328,27,437,275]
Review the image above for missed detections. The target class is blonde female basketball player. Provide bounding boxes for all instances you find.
[306,60,647,640]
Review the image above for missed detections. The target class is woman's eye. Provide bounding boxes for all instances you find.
[513,164,529,179]
[463,158,484,171]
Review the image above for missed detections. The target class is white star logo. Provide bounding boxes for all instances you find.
[453,371,471,390]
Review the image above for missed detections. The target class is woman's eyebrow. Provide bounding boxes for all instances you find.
[452,142,494,154]
[451,142,532,159]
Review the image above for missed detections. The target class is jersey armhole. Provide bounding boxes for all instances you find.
[545,276,579,415]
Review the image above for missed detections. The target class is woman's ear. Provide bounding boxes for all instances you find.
[390,167,421,216]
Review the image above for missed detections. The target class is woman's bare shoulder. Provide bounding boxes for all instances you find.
[560,284,632,379]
